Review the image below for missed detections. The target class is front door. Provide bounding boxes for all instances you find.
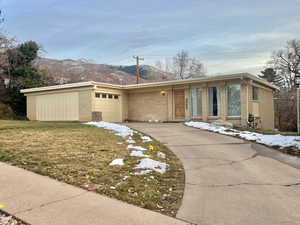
[174,89,185,119]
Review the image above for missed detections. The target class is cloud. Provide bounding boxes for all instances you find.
[2,0,300,75]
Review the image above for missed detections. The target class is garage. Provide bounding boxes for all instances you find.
[94,92,121,122]
[36,92,79,121]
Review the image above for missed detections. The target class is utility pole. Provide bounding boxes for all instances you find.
[133,56,144,84]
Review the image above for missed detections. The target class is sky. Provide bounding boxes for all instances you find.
[1,0,300,75]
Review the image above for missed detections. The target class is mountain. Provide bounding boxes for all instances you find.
[108,65,175,81]
[33,58,147,85]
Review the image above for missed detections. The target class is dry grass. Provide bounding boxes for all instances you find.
[0,120,184,216]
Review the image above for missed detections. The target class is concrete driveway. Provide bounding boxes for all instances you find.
[127,123,300,225]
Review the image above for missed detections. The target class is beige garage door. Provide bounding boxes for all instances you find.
[36,92,79,121]
[94,95,121,122]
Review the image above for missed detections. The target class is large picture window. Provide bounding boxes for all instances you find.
[191,88,202,117]
[227,84,241,116]
[208,87,220,116]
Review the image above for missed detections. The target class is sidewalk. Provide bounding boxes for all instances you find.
[0,162,190,225]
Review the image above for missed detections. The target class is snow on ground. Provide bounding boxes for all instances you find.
[86,121,169,175]
[157,152,166,159]
[127,144,147,151]
[135,158,168,174]
[131,169,153,175]
[109,158,124,166]
[85,121,134,137]
[185,121,300,149]
[130,150,145,157]
[126,138,136,144]
[140,135,152,142]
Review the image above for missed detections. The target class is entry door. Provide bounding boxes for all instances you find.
[174,89,185,119]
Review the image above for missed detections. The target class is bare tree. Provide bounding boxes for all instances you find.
[269,39,300,89]
[173,50,189,79]
[156,50,206,80]
[189,58,206,78]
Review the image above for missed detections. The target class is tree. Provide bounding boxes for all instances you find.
[2,41,54,115]
[269,39,300,89]
[156,50,206,80]
[173,50,189,79]
[258,68,284,87]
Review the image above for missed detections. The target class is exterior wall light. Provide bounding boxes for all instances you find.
[160,90,167,96]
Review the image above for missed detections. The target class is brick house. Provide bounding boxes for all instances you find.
[21,73,278,130]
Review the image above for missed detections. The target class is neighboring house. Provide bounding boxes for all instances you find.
[21,73,279,130]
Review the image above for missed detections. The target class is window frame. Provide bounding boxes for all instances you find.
[252,86,259,101]
[227,84,241,116]
[190,87,202,118]
[208,86,221,117]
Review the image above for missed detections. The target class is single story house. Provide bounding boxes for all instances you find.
[21,73,279,130]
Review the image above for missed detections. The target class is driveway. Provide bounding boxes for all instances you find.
[127,123,300,225]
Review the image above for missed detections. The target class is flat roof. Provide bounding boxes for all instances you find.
[21,73,279,94]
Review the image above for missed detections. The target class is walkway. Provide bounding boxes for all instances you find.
[0,162,189,225]
[127,123,300,225]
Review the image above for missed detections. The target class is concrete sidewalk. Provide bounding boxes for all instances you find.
[0,162,190,225]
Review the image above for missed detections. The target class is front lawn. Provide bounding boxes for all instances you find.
[0,120,184,216]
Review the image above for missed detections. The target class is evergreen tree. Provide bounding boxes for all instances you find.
[258,68,284,87]
[3,41,53,116]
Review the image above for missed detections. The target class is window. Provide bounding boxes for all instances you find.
[114,95,119,99]
[108,94,113,99]
[252,87,259,100]
[227,84,241,116]
[191,88,202,117]
[208,87,220,116]
[95,93,101,98]
[102,94,107,98]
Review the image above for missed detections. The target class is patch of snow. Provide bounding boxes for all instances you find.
[126,137,136,144]
[135,158,168,174]
[109,158,124,166]
[185,121,300,149]
[117,142,123,145]
[127,144,147,151]
[140,135,152,142]
[131,169,153,175]
[157,152,166,159]
[85,121,134,137]
[110,186,116,190]
[130,150,145,157]
[123,176,129,180]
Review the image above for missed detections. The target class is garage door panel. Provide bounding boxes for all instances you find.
[94,99,121,122]
[36,92,79,121]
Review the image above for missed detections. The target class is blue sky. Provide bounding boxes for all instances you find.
[1,0,300,75]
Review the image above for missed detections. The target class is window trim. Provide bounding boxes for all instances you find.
[208,86,220,117]
[190,87,202,118]
[252,86,259,101]
[227,84,241,116]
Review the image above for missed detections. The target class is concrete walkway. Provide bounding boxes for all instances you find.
[0,162,190,225]
[127,123,300,225]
